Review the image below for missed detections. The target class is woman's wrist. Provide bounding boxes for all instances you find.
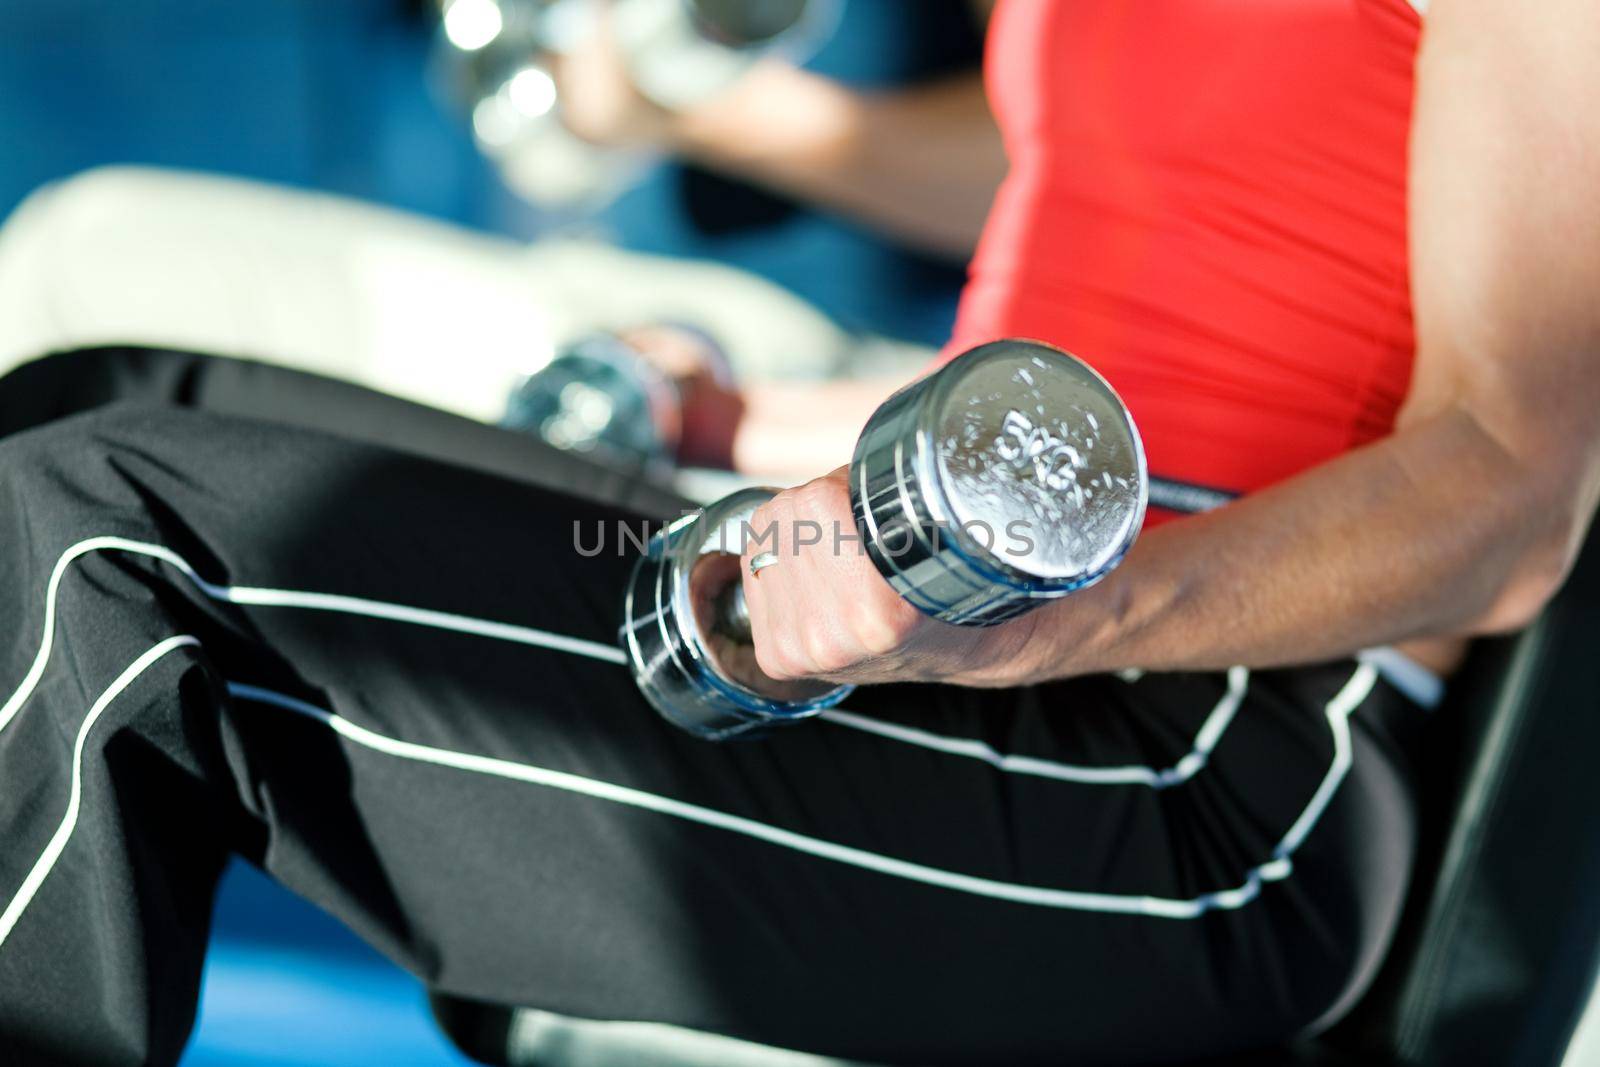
[951,567,1139,688]
[938,608,1072,688]
[950,615,1053,687]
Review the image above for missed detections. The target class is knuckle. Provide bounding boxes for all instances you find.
[754,630,798,681]
[789,480,829,511]
[800,624,843,675]
[795,476,848,518]
[852,598,916,657]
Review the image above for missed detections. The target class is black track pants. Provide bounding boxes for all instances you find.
[0,348,1421,1066]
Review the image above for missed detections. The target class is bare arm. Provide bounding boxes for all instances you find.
[556,22,1005,258]
[731,375,915,478]
[667,67,1004,259]
[737,0,1600,688]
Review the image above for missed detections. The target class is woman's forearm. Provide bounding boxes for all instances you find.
[731,376,910,478]
[1006,404,1579,684]
[668,67,1005,259]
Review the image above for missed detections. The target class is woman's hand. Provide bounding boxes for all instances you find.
[735,468,1041,687]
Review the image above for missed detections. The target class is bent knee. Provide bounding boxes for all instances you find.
[0,166,185,267]
[0,166,241,374]
[0,405,214,516]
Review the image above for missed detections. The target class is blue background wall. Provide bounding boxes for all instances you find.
[0,0,521,233]
[0,0,980,347]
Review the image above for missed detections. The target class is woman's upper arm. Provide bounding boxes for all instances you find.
[1403,0,1600,590]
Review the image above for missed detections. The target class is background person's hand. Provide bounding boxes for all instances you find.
[616,323,744,468]
[549,2,677,149]
[735,468,1039,687]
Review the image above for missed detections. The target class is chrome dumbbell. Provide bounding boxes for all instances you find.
[436,0,839,206]
[502,330,730,475]
[617,0,839,108]
[620,339,1148,741]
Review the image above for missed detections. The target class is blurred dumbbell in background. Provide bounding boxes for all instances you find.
[431,0,840,207]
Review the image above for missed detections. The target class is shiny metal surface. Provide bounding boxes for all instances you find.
[621,488,852,741]
[502,334,681,471]
[688,0,812,46]
[713,581,752,645]
[619,0,840,109]
[851,340,1146,626]
[931,343,1145,581]
[435,0,841,206]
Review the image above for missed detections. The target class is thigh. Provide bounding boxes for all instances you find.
[0,405,1418,1066]
[0,168,544,420]
[0,344,690,516]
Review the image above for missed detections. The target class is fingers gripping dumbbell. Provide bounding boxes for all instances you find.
[620,340,1148,741]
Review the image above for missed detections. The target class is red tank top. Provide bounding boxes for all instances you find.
[946,0,1422,524]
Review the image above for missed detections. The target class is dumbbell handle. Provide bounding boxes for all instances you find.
[714,583,753,645]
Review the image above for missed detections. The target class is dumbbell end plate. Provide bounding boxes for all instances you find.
[621,488,853,741]
[852,340,1147,625]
